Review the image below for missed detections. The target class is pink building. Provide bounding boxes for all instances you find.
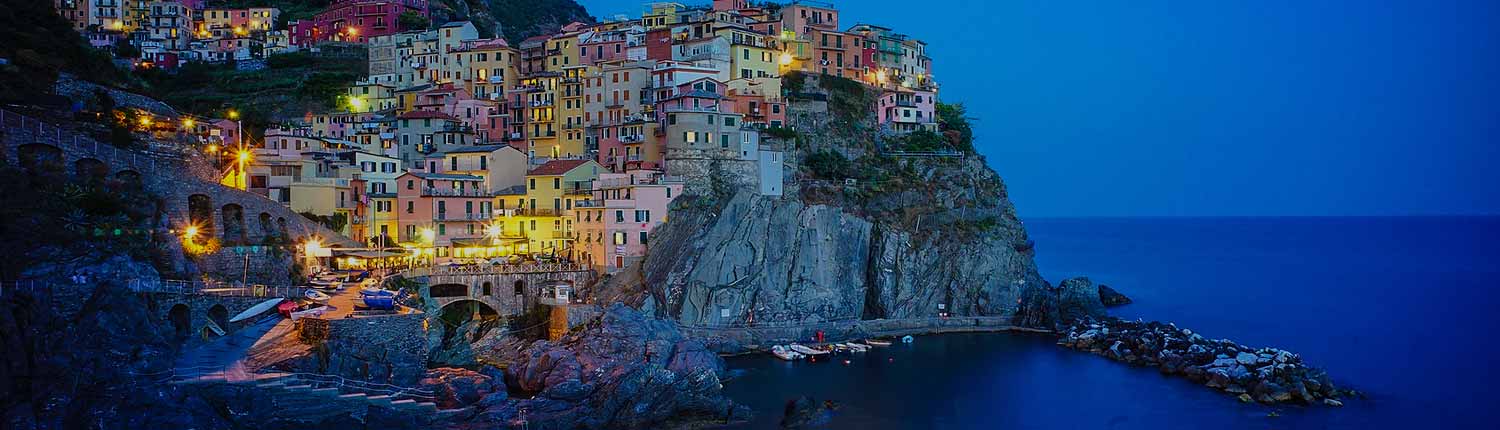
[395,171,492,248]
[876,89,938,133]
[726,89,786,129]
[290,0,428,46]
[574,170,682,273]
[579,31,635,65]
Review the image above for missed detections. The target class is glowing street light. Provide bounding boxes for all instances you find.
[779,52,794,66]
[348,96,365,112]
[304,238,323,255]
[227,109,239,120]
[420,228,436,244]
[183,118,194,128]
[183,225,199,240]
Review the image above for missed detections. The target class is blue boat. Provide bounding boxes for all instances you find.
[360,288,396,310]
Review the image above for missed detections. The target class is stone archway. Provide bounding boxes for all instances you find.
[207,304,229,332]
[17,143,64,174]
[73,157,108,180]
[258,212,274,238]
[168,304,191,338]
[188,194,215,238]
[114,169,142,188]
[221,204,246,243]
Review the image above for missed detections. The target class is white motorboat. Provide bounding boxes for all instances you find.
[771,345,803,361]
[788,344,827,356]
[864,339,893,346]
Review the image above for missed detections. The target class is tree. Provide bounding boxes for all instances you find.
[936,102,976,152]
[113,38,140,59]
[399,11,431,31]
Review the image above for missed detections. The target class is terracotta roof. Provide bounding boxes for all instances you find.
[397,110,457,120]
[528,159,591,176]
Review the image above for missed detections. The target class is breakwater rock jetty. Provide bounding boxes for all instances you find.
[1058,318,1355,406]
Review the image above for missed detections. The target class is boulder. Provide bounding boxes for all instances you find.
[1097,284,1132,307]
[474,304,745,429]
[419,367,503,409]
[780,396,839,429]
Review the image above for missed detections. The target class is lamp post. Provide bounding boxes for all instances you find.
[228,109,246,189]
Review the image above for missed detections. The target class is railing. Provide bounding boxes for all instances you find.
[131,279,309,298]
[619,134,645,143]
[421,187,492,197]
[437,212,491,221]
[0,279,305,299]
[0,109,189,171]
[404,262,588,277]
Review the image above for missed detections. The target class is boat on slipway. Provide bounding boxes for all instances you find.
[228,298,284,323]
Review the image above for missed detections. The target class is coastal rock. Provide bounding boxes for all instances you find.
[1058,318,1352,406]
[419,367,504,409]
[1235,352,1258,365]
[473,304,748,429]
[1097,284,1132,307]
[780,396,839,429]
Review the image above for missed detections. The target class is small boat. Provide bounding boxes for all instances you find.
[290,304,329,320]
[305,290,331,302]
[276,300,298,317]
[361,288,396,310]
[771,345,803,361]
[788,344,827,356]
[308,279,342,290]
[846,342,871,352]
[229,298,284,323]
[901,335,915,344]
[864,339,893,346]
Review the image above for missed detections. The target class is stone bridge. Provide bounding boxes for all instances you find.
[408,264,596,317]
[0,109,356,282]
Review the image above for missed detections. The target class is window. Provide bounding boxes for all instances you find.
[615,210,624,222]
[725,117,736,126]
[613,231,627,245]
[529,178,535,190]
[640,231,648,245]
[406,201,414,213]
[721,134,730,148]
[553,178,560,189]
[406,180,414,190]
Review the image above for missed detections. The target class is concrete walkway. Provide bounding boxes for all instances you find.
[173,316,290,383]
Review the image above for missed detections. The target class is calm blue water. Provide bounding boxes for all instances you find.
[723,217,1500,429]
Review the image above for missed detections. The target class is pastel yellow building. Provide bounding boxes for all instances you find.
[492,159,601,256]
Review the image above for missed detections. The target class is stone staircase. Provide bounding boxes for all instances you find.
[173,372,471,421]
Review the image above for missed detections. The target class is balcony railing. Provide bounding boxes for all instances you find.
[502,208,564,217]
[619,134,645,143]
[436,212,492,221]
[422,187,492,197]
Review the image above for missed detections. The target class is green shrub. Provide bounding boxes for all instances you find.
[763,126,799,140]
[804,150,855,180]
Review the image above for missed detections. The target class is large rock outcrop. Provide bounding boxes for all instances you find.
[601,74,1082,339]
[467,304,749,429]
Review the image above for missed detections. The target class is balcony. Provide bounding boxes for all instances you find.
[504,208,565,217]
[619,134,645,143]
[894,99,917,108]
[487,76,504,84]
[422,187,492,197]
[435,212,492,221]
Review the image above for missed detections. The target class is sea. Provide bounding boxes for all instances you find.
[722,217,1500,429]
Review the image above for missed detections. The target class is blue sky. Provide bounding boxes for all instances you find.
[575,0,1500,216]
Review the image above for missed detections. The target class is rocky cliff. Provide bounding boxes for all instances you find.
[602,74,1096,339]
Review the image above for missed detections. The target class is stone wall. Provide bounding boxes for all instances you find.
[1,109,358,283]
[292,313,429,386]
[146,293,283,342]
[192,245,298,285]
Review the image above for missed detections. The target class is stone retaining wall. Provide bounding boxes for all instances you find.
[292,313,429,386]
